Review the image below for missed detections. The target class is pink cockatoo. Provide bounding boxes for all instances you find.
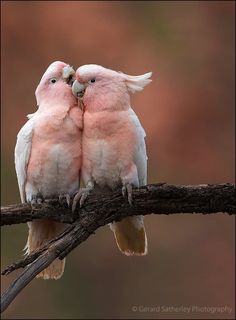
[15,61,82,279]
[72,64,152,256]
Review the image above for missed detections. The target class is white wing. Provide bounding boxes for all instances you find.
[15,115,35,203]
[128,108,148,186]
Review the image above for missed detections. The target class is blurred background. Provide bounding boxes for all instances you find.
[1,1,235,319]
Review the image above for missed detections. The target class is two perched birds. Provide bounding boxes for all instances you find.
[15,61,152,280]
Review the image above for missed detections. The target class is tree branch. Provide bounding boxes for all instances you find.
[1,183,235,313]
[1,183,235,227]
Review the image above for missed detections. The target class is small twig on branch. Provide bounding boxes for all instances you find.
[1,183,235,313]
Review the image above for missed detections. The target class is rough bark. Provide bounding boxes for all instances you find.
[1,183,235,313]
[1,183,235,227]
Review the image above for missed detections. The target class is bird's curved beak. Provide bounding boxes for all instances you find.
[62,65,75,86]
[72,80,86,99]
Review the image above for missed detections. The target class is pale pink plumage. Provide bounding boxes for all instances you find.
[15,61,82,279]
[72,64,152,255]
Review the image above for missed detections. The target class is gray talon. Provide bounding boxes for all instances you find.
[127,184,132,206]
[66,194,71,207]
[122,186,127,198]
[122,183,133,206]
[79,191,89,207]
[72,184,94,212]
[72,191,81,212]
[30,194,44,205]
[59,194,71,207]
[72,189,86,212]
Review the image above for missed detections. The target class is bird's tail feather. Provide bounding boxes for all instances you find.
[110,215,148,256]
[25,219,65,280]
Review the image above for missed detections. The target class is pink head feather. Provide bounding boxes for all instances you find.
[35,61,76,107]
[74,64,152,112]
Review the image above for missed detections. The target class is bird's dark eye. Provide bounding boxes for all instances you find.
[50,78,57,84]
[89,78,96,84]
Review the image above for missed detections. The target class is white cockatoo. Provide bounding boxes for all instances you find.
[15,61,83,279]
[72,64,152,255]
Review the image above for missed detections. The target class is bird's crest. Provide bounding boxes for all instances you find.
[120,72,152,93]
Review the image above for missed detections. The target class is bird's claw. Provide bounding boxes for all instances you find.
[72,186,93,212]
[122,183,133,206]
[30,194,44,205]
[59,194,71,207]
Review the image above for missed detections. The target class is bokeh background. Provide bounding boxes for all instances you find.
[1,1,235,319]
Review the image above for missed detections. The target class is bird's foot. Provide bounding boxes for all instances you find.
[59,194,71,208]
[72,183,94,212]
[30,194,44,205]
[122,183,133,206]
